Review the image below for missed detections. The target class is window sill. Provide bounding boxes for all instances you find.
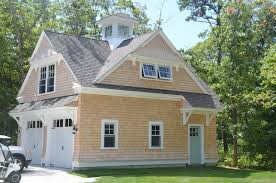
[37,91,55,96]
[149,147,163,150]
[140,77,173,82]
[101,147,118,150]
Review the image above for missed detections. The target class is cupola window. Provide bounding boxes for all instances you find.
[118,25,130,37]
[105,25,112,38]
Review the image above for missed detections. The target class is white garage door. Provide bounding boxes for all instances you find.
[50,119,73,168]
[26,121,43,165]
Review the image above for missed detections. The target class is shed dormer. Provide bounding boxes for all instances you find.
[96,14,138,50]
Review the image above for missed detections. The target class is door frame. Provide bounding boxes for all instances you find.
[188,124,204,165]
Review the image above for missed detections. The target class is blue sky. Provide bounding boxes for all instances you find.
[135,0,209,49]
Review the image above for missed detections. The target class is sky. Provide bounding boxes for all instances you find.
[135,0,209,49]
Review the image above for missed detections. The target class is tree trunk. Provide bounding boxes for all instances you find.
[232,108,238,167]
[222,126,228,153]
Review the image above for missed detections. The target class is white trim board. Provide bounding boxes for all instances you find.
[74,86,184,101]
[72,159,189,168]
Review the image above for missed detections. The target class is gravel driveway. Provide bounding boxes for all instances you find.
[0,166,96,183]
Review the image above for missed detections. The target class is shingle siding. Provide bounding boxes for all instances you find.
[73,94,218,164]
[21,60,77,102]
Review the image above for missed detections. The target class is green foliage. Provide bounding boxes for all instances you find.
[0,0,151,141]
[180,0,276,169]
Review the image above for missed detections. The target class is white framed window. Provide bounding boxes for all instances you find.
[101,119,118,149]
[158,65,172,80]
[105,25,112,38]
[142,64,157,78]
[53,119,73,128]
[27,121,42,129]
[118,25,129,37]
[39,64,55,94]
[149,121,163,149]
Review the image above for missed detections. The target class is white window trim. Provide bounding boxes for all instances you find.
[37,63,56,96]
[101,119,119,149]
[140,63,173,81]
[148,121,163,149]
[104,25,112,38]
[158,65,173,80]
[118,24,130,37]
[141,63,158,79]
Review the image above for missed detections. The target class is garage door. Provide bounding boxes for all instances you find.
[50,119,73,168]
[26,121,43,165]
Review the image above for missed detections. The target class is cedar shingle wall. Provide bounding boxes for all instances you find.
[102,61,203,93]
[21,60,77,102]
[134,35,182,61]
[73,94,218,163]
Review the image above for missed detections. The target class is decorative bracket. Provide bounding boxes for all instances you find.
[131,56,137,66]
[206,112,216,126]
[182,110,192,125]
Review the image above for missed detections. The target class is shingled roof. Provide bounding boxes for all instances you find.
[93,83,218,109]
[45,31,111,86]
[40,30,222,110]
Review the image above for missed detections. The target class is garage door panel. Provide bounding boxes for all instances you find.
[50,119,73,168]
[25,120,43,165]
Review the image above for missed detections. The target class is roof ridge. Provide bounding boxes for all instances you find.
[44,30,108,42]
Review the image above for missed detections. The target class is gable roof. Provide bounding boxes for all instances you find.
[22,30,222,109]
[44,31,111,86]
[93,30,157,83]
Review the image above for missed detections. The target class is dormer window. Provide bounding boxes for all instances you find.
[142,64,157,78]
[142,63,172,80]
[118,25,129,37]
[105,25,112,38]
[39,64,55,94]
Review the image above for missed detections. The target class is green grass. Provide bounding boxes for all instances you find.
[72,166,276,183]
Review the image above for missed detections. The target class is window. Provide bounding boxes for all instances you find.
[158,66,172,80]
[47,65,55,92]
[39,64,55,94]
[101,120,118,149]
[141,63,173,80]
[105,25,112,37]
[142,64,157,78]
[27,121,42,129]
[190,127,199,136]
[118,25,129,37]
[149,122,163,149]
[53,119,73,128]
[39,67,47,94]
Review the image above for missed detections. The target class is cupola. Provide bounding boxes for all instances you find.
[96,14,138,50]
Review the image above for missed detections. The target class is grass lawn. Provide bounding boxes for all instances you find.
[72,166,276,183]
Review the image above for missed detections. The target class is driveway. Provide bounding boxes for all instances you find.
[0,166,96,183]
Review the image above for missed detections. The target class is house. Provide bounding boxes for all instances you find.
[9,14,222,169]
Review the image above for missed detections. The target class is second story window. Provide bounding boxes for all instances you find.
[141,63,172,80]
[142,64,157,78]
[105,25,112,38]
[158,66,172,80]
[39,64,55,94]
[118,25,129,37]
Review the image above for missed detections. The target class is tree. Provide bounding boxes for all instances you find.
[180,0,276,168]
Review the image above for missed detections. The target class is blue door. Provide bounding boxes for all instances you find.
[189,126,202,165]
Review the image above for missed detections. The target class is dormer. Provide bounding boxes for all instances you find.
[96,14,138,50]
